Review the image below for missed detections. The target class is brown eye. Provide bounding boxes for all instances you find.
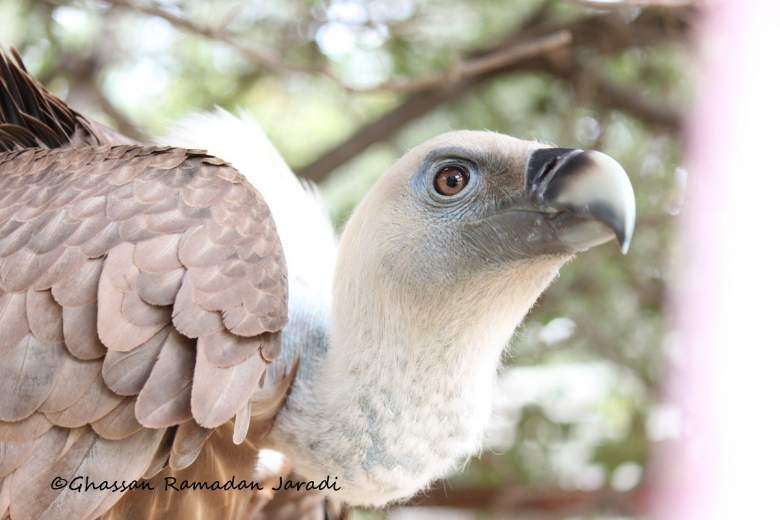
[434,166,469,196]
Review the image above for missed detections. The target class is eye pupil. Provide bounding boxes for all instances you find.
[434,166,469,196]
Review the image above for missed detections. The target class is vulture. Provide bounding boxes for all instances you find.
[0,49,635,519]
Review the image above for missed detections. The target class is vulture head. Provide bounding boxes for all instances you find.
[339,130,633,285]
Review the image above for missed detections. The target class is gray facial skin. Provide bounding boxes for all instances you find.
[405,144,636,281]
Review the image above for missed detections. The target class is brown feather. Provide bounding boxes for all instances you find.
[50,256,102,307]
[223,300,286,337]
[133,234,182,273]
[133,176,173,204]
[90,397,143,441]
[0,291,27,349]
[26,210,80,254]
[65,214,108,248]
[181,176,229,208]
[97,243,167,351]
[0,334,65,421]
[120,286,170,327]
[101,326,168,396]
[39,353,102,413]
[178,224,233,267]
[191,344,265,428]
[25,289,63,344]
[142,427,175,480]
[31,245,85,290]
[199,327,263,367]
[44,379,123,428]
[62,304,105,360]
[134,329,195,428]
[172,274,224,338]
[0,219,42,257]
[136,267,184,306]
[6,427,70,505]
[80,221,123,258]
[232,402,251,445]
[0,413,51,443]
[11,427,165,520]
[117,214,161,243]
[0,439,37,478]
[0,246,61,291]
[260,331,283,362]
[187,262,239,294]
[169,420,213,471]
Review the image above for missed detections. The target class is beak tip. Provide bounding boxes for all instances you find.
[616,213,635,255]
[580,150,636,256]
[530,148,636,255]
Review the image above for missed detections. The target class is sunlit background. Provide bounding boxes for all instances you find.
[0,0,694,517]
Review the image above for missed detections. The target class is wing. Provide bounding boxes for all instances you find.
[0,145,292,520]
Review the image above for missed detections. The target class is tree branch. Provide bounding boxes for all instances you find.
[351,30,572,94]
[589,71,683,131]
[298,7,690,181]
[575,0,696,7]
[102,0,331,77]
[100,0,572,96]
[543,63,683,133]
[405,482,641,515]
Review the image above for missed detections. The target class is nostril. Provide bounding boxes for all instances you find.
[526,147,580,193]
[537,156,561,186]
[539,155,561,180]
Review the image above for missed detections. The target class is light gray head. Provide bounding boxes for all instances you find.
[274,130,635,506]
[336,130,634,293]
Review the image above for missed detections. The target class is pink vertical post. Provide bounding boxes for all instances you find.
[657,0,780,518]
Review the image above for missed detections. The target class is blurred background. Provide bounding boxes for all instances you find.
[0,0,695,517]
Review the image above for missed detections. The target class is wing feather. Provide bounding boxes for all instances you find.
[50,256,102,307]
[0,440,37,478]
[25,289,63,344]
[0,414,51,443]
[136,267,184,306]
[62,304,105,360]
[90,398,143,441]
[134,328,195,428]
[97,243,169,350]
[39,354,102,413]
[10,427,165,520]
[191,343,264,428]
[171,273,224,337]
[0,334,65,421]
[169,420,213,471]
[101,326,168,396]
[232,402,251,445]
[0,291,27,349]
[0,144,291,519]
[44,380,123,429]
[199,326,263,367]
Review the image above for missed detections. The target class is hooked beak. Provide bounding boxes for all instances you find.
[525,147,636,254]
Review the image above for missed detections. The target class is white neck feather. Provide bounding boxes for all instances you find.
[271,255,562,506]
